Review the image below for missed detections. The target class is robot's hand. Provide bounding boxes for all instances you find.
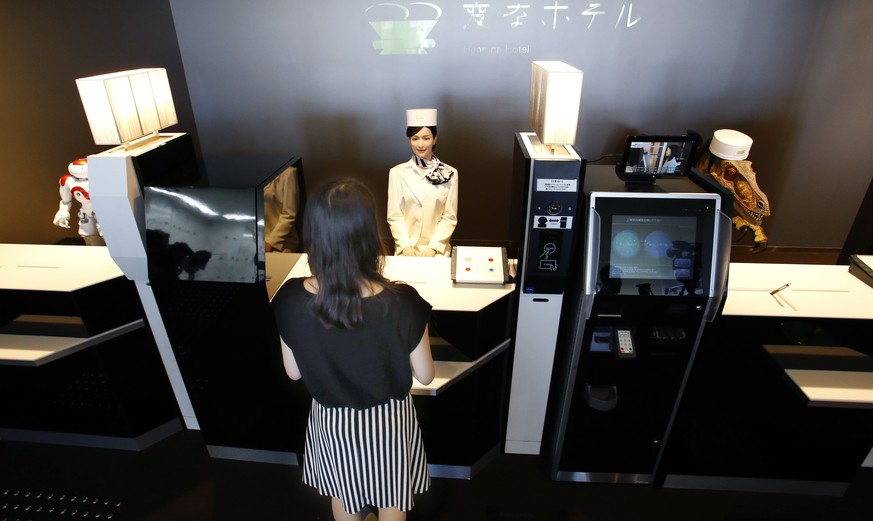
[53,201,72,228]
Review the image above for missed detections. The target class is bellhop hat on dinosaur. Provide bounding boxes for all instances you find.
[407,108,437,127]
[709,129,753,160]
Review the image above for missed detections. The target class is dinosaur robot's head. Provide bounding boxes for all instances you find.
[695,130,771,252]
[707,158,771,226]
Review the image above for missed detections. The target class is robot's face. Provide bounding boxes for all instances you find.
[409,127,436,161]
[713,160,771,225]
[68,158,88,179]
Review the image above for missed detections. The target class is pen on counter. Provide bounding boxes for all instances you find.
[771,293,785,307]
[770,283,791,295]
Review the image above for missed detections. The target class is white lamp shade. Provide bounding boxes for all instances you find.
[529,61,583,146]
[76,68,178,146]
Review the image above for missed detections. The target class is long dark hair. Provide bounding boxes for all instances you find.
[302,178,390,328]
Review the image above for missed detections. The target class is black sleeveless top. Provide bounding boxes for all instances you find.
[271,278,431,409]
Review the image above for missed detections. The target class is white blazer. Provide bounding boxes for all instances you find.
[387,159,458,255]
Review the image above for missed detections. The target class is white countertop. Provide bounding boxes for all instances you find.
[411,339,510,395]
[724,263,873,319]
[783,369,873,409]
[0,243,124,292]
[0,319,144,366]
[285,254,516,312]
[0,244,134,366]
[764,345,873,409]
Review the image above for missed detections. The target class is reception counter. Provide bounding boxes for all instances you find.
[16,242,871,490]
[723,262,873,319]
[135,248,517,478]
[662,262,873,494]
[0,244,181,449]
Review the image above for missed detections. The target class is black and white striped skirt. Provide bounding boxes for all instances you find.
[302,394,430,514]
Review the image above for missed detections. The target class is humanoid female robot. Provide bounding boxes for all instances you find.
[387,108,459,257]
[52,158,104,246]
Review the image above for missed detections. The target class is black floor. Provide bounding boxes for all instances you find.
[2,430,871,521]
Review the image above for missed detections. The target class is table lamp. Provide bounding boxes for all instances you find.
[528,61,584,154]
[76,68,178,149]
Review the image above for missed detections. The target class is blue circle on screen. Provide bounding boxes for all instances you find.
[613,230,640,257]
[644,230,671,258]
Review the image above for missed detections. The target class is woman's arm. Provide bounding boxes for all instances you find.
[410,324,434,385]
[280,337,303,380]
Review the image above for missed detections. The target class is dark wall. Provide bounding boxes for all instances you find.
[771,2,873,249]
[0,1,198,245]
[3,2,872,249]
[167,0,873,248]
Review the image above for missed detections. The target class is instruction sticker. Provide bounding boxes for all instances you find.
[533,215,573,229]
[536,178,578,192]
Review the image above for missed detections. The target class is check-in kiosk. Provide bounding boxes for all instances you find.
[505,132,586,455]
[545,166,731,483]
[89,137,309,462]
[142,157,309,464]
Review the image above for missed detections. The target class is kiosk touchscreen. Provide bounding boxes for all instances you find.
[586,193,724,304]
[546,169,731,484]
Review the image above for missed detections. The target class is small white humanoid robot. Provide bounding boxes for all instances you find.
[52,158,104,246]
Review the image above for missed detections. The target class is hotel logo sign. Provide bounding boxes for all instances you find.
[366,2,443,55]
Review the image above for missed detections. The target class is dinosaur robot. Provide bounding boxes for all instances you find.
[695,129,771,252]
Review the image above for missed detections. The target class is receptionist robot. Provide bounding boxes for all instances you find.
[387,108,458,257]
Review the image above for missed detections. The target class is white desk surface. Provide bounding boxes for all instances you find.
[0,320,144,366]
[764,345,873,409]
[0,243,124,292]
[724,262,873,319]
[411,340,510,395]
[0,244,132,366]
[285,254,516,312]
[783,369,873,409]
